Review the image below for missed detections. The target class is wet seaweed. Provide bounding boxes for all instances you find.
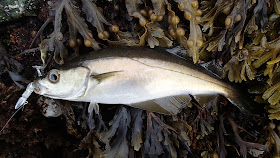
[4,0,280,157]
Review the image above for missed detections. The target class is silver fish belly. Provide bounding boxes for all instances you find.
[30,47,252,115]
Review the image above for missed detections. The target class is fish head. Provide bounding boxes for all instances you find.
[33,67,91,100]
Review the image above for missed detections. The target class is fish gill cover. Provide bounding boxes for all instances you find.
[1,0,280,157]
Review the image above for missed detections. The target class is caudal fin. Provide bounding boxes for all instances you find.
[227,89,260,114]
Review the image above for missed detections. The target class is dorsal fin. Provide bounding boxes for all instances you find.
[199,60,223,79]
[130,95,191,115]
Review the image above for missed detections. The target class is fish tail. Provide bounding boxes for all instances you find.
[226,89,258,114]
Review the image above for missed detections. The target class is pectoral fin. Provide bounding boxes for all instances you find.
[91,71,122,82]
[130,95,191,115]
[88,102,100,114]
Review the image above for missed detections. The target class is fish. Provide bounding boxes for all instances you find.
[15,47,254,115]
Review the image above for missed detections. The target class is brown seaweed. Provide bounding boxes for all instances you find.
[102,106,131,158]
[6,0,280,157]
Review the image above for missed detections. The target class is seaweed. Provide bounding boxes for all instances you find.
[131,109,143,151]
[108,30,146,46]
[151,0,166,18]
[227,116,268,157]
[0,43,28,88]
[33,0,112,64]
[125,0,144,21]
[81,0,110,38]
[6,0,280,157]
[144,113,164,156]
[253,37,280,79]
[125,0,173,48]
[174,0,203,63]
[223,48,256,82]
[266,122,280,157]
[102,106,131,158]
[201,0,233,36]
[146,22,173,48]
[58,101,81,137]
[79,132,105,158]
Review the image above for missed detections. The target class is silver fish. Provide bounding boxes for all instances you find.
[17,47,254,115]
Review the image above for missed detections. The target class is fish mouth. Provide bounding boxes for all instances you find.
[33,80,47,95]
[33,80,63,99]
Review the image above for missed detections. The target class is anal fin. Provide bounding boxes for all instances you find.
[193,94,218,107]
[130,95,191,115]
[130,101,170,114]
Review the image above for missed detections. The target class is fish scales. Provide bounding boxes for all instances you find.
[63,47,232,93]
[81,58,228,99]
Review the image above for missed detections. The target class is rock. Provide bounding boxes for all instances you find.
[37,96,62,117]
[0,0,37,23]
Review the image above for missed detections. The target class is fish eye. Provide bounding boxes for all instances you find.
[48,71,60,83]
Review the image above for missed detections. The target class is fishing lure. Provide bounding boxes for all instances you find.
[15,82,34,109]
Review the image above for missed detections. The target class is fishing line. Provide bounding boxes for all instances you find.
[0,104,24,134]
